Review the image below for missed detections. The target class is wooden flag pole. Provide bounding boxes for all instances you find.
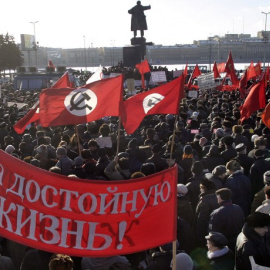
[116,117,122,157]
[75,125,82,156]
[169,114,179,270]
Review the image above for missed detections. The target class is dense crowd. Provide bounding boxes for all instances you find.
[0,69,270,270]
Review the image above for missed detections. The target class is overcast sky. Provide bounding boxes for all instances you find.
[1,0,270,49]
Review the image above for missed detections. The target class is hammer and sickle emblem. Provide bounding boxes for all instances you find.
[147,96,163,107]
[70,91,92,111]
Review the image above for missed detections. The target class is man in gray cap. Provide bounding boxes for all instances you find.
[205,232,234,270]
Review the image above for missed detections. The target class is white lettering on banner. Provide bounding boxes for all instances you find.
[2,172,172,217]
[60,218,84,249]
[87,222,113,250]
[78,193,97,214]
[41,186,58,208]
[153,181,171,205]
[15,204,37,240]
[39,214,60,244]
[0,164,4,185]
[59,189,79,211]
[25,180,40,203]
[99,187,121,215]
[6,173,26,200]
[0,196,15,231]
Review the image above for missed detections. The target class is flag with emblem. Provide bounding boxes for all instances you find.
[224,51,239,86]
[120,75,184,134]
[39,75,124,127]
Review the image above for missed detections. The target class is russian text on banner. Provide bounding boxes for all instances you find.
[0,150,177,257]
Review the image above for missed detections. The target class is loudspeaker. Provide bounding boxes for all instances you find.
[123,46,142,67]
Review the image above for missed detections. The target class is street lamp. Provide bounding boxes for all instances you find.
[261,11,270,69]
[29,21,39,68]
[83,35,87,71]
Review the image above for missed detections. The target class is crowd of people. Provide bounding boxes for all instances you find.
[0,67,270,270]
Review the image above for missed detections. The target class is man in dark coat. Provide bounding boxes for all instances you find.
[220,135,237,163]
[249,149,270,196]
[128,1,151,37]
[193,178,219,247]
[235,143,254,177]
[205,232,235,270]
[225,160,252,216]
[209,188,245,252]
[235,212,270,270]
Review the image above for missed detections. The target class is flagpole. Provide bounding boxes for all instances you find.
[116,117,122,157]
[169,114,179,270]
[75,125,82,156]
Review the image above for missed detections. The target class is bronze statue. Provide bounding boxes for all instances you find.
[128,1,151,38]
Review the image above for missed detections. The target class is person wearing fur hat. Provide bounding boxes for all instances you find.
[225,160,252,216]
[256,186,270,214]
[205,232,234,270]
[203,145,226,173]
[193,178,218,247]
[207,165,227,190]
[235,212,270,270]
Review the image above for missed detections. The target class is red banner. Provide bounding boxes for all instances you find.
[0,151,177,257]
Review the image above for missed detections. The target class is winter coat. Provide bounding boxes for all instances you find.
[0,256,16,270]
[256,199,270,214]
[128,4,150,31]
[249,158,270,195]
[225,170,252,216]
[186,174,205,210]
[235,224,270,270]
[236,154,254,177]
[104,161,131,180]
[209,200,245,251]
[203,155,225,173]
[177,195,194,226]
[251,188,265,213]
[193,190,219,247]
[220,147,237,163]
[207,247,235,270]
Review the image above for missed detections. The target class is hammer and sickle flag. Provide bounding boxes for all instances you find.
[120,75,184,134]
[39,75,124,127]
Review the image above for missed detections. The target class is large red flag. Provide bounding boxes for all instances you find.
[13,72,75,134]
[217,62,226,73]
[120,75,184,134]
[254,62,262,76]
[52,71,75,88]
[261,102,270,128]
[187,64,201,89]
[39,75,124,127]
[265,66,270,87]
[213,61,220,78]
[247,62,257,81]
[239,70,248,98]
[136,59,151,89]
[240,73,266,122]
[224,51,239,86]
[13,102,40,134]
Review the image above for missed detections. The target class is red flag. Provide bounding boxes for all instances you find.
[48,59,55,69]
[52,71,75,88]
[247,62,257,81]
[213,61,220,78]
[136,59,151,89]
[261,102,270,128]
[265,66,270,87]
[217,62,226,73]
[187,64,201,89]
[254,62,262,76]
[120,75,184,134]
[240,73,266,122]
[39,75,124,127]
[13,72,75,134]
[239,70,248,98]
[224,51,239,86]
[13,102,40,134]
